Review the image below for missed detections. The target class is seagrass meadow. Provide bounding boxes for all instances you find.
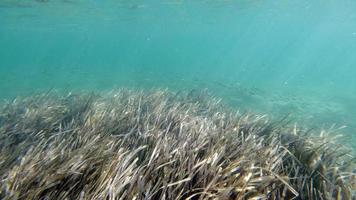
[1,0,356,199]
[0,89,355,200]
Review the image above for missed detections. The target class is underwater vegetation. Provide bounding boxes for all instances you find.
[0,89,355,199]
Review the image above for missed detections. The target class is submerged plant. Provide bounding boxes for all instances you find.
[0,89,354,199]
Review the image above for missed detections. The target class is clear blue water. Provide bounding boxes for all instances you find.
[1,0,356,147]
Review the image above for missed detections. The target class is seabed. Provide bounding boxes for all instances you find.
[0,89,355,199]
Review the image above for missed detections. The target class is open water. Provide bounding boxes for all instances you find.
[1,0,356,148]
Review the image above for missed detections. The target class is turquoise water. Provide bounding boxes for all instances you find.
[1,0,356,147]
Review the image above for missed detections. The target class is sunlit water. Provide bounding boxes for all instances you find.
[1,0,356,148]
